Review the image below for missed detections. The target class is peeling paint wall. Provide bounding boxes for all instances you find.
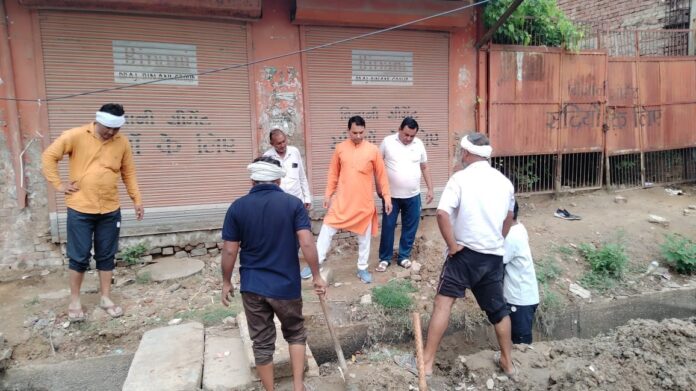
[256,65,304,153]
[251,0,306,157]
[0,123,62,269]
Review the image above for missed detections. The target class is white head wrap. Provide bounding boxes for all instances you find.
[247,161,286,181]
[95,111,126,128]
[460,134,492,158]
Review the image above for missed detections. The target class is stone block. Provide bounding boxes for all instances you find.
[195,243,205,249]
[648,214,669,228]
[34,242,55,252]
[174,251,188,258]
[208,248,220,256]
[162,247,174,256]
[140,255,153,263]
[184,245,193,252]
[202,327,253,390]
[122,322,204,391]
[190,248,207,257]
[205,242,217,249]
[149,247,163,255]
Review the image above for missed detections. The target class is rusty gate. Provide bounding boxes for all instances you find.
[484,43,696,194]
[485,45,607,194]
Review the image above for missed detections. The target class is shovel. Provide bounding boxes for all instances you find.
[319,295,357,390]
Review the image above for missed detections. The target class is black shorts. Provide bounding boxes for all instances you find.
[437,247,510,324]
[508,303,537,344]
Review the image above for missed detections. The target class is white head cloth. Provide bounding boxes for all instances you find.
[95,111,126,128]
[247,161,286,181]
[460,134,493,158]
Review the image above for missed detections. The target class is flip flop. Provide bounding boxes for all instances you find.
[376,261,389,272]
[100,304,124,318]
[399,259,412,269]
[68,307,85,322]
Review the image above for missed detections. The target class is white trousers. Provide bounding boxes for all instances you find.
[316,222,372,271]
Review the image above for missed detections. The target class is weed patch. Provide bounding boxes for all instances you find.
[135,271,151,284]
[660,234,696,274]
[372,280,417,310]
[536,257,562,285]
[577,242,628,291]
[121,242,148,265]
[180,305,238,326]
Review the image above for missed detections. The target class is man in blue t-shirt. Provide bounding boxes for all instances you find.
[221,156,327,391]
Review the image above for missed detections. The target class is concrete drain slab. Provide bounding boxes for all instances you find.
[122,321,204,391]
[138,257,204,282]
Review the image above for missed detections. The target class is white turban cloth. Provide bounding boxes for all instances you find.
[248,161,286,181]
[95,111,126,128]
[460,134,493,158]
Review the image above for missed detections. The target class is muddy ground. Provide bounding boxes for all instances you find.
[0,185,695,388]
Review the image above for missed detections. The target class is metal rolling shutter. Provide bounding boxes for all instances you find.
[39,11,252,241]
[302,27,449,203]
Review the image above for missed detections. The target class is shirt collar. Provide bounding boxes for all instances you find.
[87,121,122,142]
[249,183,283,193]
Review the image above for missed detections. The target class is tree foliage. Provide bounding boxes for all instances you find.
[483,0,584,49]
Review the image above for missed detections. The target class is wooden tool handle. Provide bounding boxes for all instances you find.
[412,312,428,391]
[319,295,348,372]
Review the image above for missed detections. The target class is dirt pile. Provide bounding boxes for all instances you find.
[460,317,696,391]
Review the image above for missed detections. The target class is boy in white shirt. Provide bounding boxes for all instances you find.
[503,202,540,344]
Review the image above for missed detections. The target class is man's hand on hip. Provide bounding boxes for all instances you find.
[58,181,79,194]
[134,205,145,220]
[313,276,328,297]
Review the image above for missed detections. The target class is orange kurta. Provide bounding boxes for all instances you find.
[324,139,391,236]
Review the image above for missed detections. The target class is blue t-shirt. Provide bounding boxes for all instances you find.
[221,183,311,300]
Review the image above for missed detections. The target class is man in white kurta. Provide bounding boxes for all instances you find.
[263,128,312,209]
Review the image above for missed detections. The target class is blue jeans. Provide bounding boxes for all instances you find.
[378,195,421,265]
[66,208,121,272]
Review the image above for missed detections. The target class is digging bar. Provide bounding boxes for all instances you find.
[412,312,428,391]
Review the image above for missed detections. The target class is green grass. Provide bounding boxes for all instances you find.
[372,280,418,310]
[660,234,696,274]
[121,242,148,265]
[136,271,151,284]
[536,256,562,285]
[577,242,628,292]
[534,256,564,335]
[535,285,564,336]
[180,305,238,326]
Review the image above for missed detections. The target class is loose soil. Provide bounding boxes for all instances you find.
[0,185,695,388]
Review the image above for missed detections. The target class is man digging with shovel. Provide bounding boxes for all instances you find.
[221,156,327,391]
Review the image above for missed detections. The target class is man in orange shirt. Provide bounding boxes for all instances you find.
[300,115,392,283]
[42,103,144,321]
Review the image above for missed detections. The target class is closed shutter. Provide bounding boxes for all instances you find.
[40,11,253,241]
[302,27,449,203]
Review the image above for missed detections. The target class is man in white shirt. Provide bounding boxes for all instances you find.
[503,201,539,344]
[395,133,517,377]
[263,128,312,209]
[376,117,434,272]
